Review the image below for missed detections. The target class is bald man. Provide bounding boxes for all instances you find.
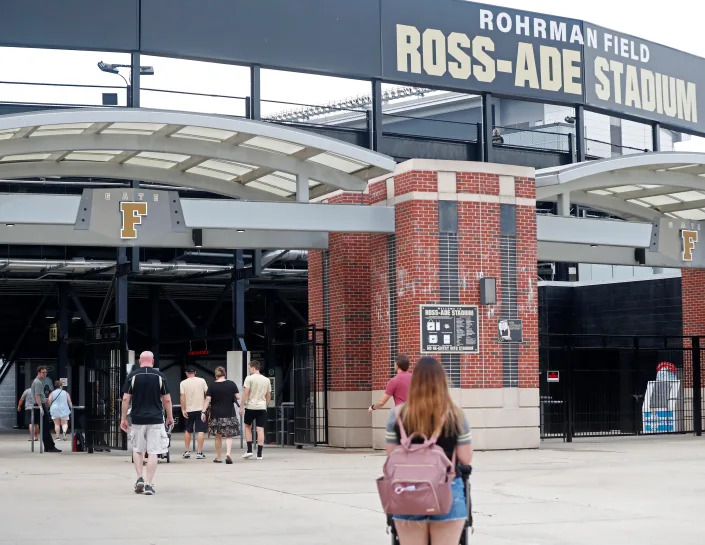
[120,351,174,496]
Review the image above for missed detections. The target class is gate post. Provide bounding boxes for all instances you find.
[693,337,702,437]
[565,340,574,443]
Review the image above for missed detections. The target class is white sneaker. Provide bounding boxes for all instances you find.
[182,451,191,459]
[256,455,263,460]
[242,452,253,459]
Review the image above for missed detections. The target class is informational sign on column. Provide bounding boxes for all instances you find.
[420,304,479,354]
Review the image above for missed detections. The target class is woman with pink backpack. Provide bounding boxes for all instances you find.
[380,356,473,544]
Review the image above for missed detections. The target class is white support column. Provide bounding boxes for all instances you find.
[557,191,571,217]
[296,173,309,203]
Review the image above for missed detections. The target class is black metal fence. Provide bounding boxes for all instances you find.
[540,334,704,441]
[293,325,328,446]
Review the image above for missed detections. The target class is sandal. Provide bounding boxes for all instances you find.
[213,458,222,463]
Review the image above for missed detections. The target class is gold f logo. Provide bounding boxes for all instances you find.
[120,202,148,239]
[682,230,698,262]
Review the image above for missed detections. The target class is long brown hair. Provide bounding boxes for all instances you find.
[401,356,463,438]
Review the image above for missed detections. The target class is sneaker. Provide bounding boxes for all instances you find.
[182,451,191,459]
[144,484,155,495]
[46,447,62,453]
[242,452,253,459]
[196,452,206,459]
[134,477,145,494]
[257,455,263,460]
[55,436,61,441]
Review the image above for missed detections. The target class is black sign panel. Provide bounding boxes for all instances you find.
[420,304,479,354]
[498,319,522,343]
[141,0,382,78]
[382,0,584,104]
[583,25,704,132]
[0,0,138,52]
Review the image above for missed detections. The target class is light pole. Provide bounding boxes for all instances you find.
[97,61,154,107]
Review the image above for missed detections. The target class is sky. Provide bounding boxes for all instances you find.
[0,0,703,148]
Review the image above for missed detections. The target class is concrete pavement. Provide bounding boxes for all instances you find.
[0,431,703,544]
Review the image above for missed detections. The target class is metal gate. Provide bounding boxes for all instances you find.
[293,325,328,446]
[540,334,704,440]
[84,325,127,451]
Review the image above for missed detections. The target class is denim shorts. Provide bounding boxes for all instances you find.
[393,477,466,522]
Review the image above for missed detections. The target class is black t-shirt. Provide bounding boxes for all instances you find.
[206,380,239,419]
[122,367,170,425]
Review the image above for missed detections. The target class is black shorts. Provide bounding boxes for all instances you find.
[184,411,207,434]
[24,409,39,427]
[244,409,267,428]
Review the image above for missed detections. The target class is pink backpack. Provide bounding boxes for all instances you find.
[376,412,456,515]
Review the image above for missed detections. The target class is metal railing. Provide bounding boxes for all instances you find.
[585,137,652,159]
[493,125,571,152]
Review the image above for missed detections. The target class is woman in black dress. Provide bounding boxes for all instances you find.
[202,366,240,464]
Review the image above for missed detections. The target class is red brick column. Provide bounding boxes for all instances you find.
[682,268,705,336]
[309,160,540,450]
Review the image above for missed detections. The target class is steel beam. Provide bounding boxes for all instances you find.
[232,250,246,351]
[58,284,70,381]
[8,293,49,362]
[371,80,383,152]
[150,287,160,368]
[0,224,329,249]
[575,105,586,162]
[537,215,653,247]
[250,65,261,120]
[69,291,93,327]
[0,194,395,233]
[163,292,197,332]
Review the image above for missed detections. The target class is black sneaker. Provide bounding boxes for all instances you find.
[134,477,145,494]
[144,484,155,495]
[46,447,62,453]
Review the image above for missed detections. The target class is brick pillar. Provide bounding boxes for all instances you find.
[368,161,540,450]
[309,160,540,451]
[308,194,373,447]
[681,268,705,433]
[682,268,705,336]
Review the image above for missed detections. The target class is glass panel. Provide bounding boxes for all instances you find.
[186,166,235,181]
[199,159,253,176]
[241,136,305,155]
[668,191,705,202]
[171,126,236,142]
[308,152,368,173]
[125,157,177,169]
[626,199,653,208]
[0,153,52,162]
[674,210,705,220]
[247,180,292,197]
[138,151,191,163]
[639,195,680,206]
[605,185,644,193]
[65,152,117,162]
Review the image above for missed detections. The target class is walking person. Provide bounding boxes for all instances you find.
[31,366,60,453]
[385,356,473,545]
[48,380,72,441]
[17,387,39,441]
[179,366,208,459]
[120,351,173,496]
[201,366,240,464]
[369,354,412,413]
[240,360,271,460]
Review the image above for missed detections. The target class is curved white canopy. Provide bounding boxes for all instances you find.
[0,108,396,201]
[537,152,705,221]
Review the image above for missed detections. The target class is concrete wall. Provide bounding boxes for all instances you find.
[0,364,16,429]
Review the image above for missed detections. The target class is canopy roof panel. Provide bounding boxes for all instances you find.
[536,152,705,221]
[0,109,396,201]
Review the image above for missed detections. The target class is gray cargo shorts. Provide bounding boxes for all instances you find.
[129,424,169,454]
